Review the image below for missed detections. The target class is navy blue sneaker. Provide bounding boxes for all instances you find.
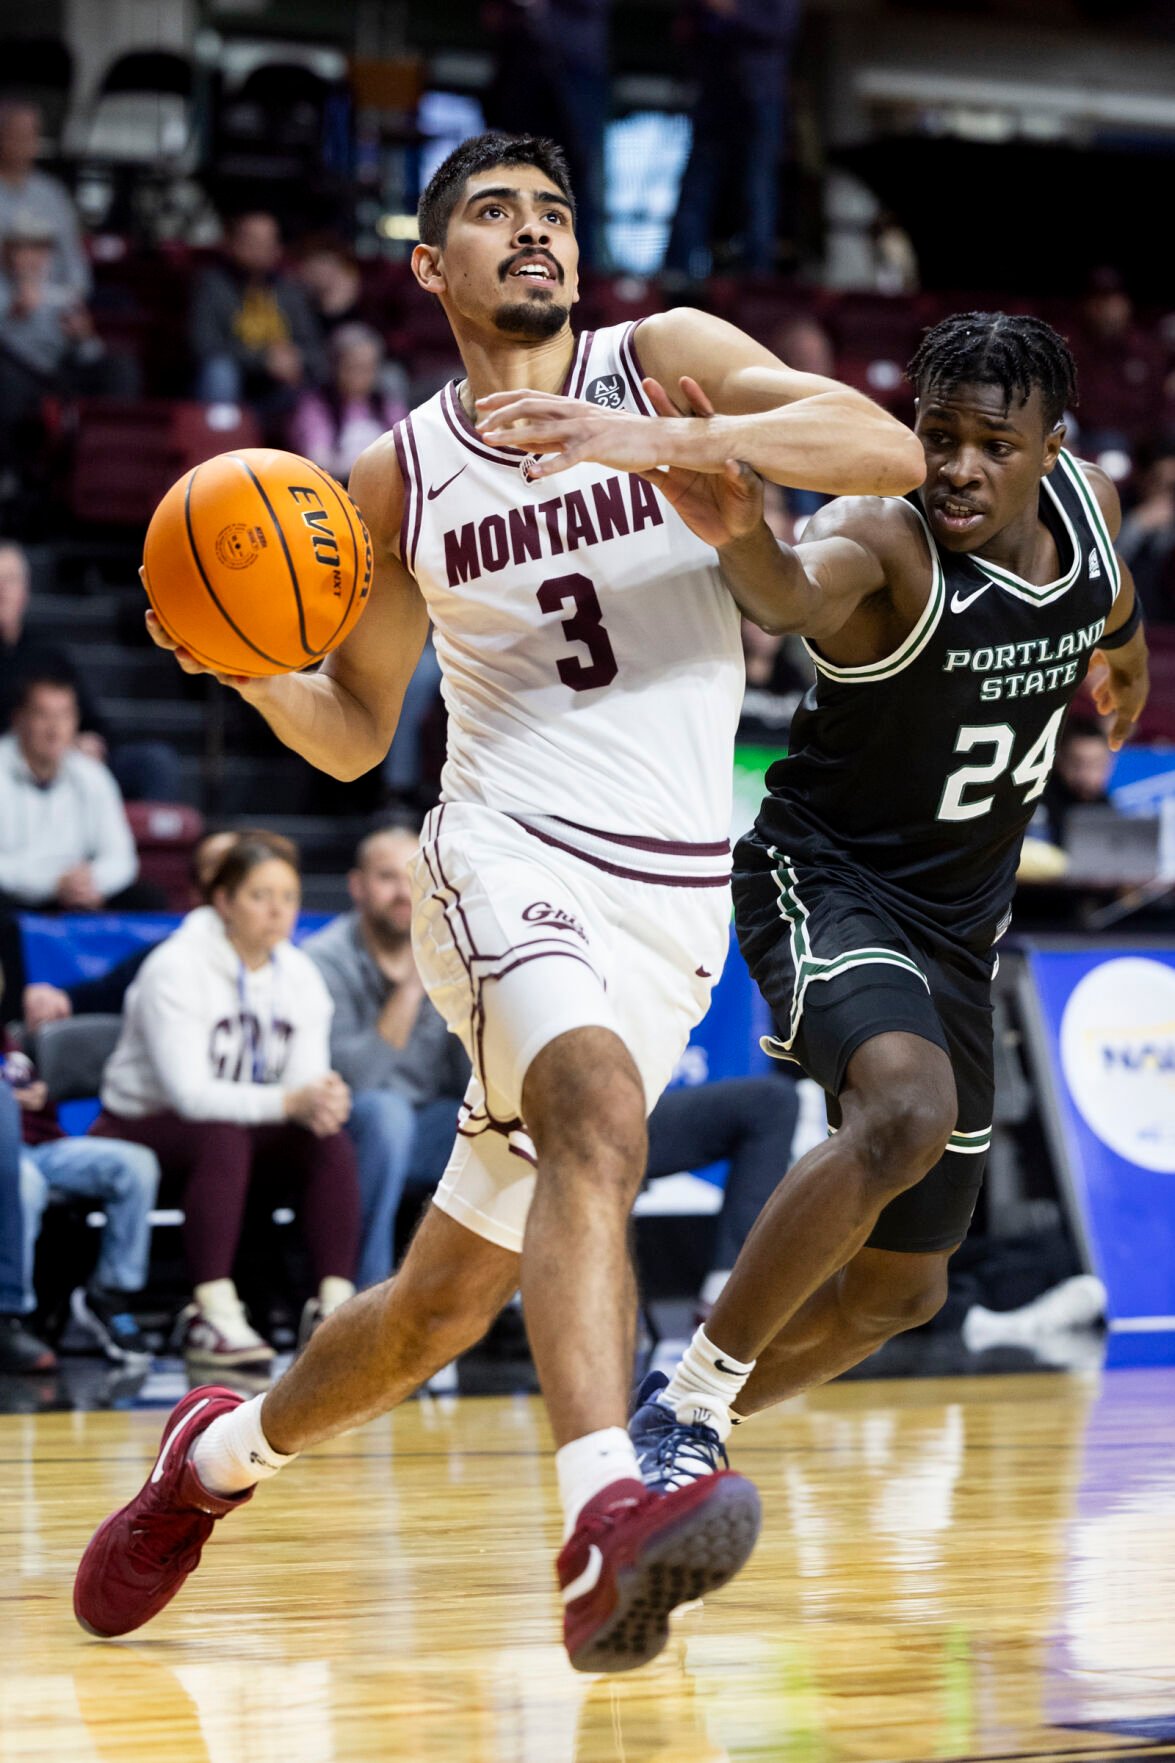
[629,1370,731,1494]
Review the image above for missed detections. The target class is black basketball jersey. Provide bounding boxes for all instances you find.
[755,451,1121,951]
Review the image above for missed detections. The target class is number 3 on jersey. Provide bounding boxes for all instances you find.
[937,706,1065,823]
[537,571,618,692]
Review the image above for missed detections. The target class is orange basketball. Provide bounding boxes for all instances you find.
[142,448,373,676]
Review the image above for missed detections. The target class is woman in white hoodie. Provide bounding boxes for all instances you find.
[93,832,360,1370]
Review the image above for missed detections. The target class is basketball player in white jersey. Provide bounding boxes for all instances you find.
[75,132,924,1671]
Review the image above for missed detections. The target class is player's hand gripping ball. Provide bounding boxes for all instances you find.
[142,449,373,676]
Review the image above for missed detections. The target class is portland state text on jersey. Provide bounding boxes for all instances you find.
[944,615,1105,702]
[442,472,665,588]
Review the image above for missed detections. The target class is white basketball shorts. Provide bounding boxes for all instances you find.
[410,801,732,1253]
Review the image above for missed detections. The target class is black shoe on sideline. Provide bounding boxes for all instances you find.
[0,1314,58,1373]
[70,1288,151,1363]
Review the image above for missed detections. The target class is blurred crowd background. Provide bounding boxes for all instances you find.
[0,0,1171,1383]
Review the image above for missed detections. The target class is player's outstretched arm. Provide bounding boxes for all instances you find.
[638,308,926,496]
[477,308,924,497]
[1080,462,1149,752]
[146,436,429,781]
[715,494,931,641]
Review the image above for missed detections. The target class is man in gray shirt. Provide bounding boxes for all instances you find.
[303,826,467,1288]
[0,101,89,302]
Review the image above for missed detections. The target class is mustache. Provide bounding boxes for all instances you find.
[499,249,563,283]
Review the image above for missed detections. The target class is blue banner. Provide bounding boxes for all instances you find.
[1028,947,1175,1328]
[19,911,330,987]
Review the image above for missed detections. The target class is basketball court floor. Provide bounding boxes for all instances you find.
[3,1356,1175,1763]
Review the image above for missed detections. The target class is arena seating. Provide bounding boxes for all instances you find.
[69,398,262,526]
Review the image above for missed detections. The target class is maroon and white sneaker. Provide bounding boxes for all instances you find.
[74,1386,254,1637]
[178,1296,275,1371]
[557,1470,761,1673]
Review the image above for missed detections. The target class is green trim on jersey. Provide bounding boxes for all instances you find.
[967,451,1119,608]
[803,502,946,685]
[969,460,1082,605]
[1058,450,1122,602]
[768,847,930,1050]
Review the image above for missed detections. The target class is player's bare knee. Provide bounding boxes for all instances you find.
[841,1046,955,1198]
[523,1027,647,1185]
[866,1091,953,1186]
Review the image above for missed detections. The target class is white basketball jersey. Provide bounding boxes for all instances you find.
[391,322,744,855]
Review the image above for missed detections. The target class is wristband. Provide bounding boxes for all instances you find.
[1098,596,1142,651]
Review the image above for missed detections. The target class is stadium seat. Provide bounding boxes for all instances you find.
[68,398,261,525]
[32,1016,122,1105]
[69,48,197,169]
[125,802,205,910]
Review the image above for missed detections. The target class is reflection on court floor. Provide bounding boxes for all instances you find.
[4,1370,1175,1762]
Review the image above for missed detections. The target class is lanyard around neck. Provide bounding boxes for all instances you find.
[237,955,278,1083]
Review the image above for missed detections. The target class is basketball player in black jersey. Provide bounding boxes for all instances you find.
[612,313,1150,1478]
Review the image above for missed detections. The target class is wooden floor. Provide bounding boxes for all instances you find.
[3,1368,1175,1763]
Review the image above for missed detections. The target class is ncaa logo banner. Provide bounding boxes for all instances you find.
[1029,948,1175,1331]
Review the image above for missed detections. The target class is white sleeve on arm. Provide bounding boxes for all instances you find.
[87,765,139,899]
[137,958,286,1124]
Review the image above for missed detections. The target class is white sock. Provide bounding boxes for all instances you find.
[664,1326,756,1443]
[190,1393,298,1497]
[318,1276,354,1316]
[555,1427,642,1538]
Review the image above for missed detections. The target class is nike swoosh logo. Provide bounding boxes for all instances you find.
[427,465,467,500]
[150,1397,210,1483]
[714,1359,741,1376]
[562,1543,604,1605]
[951,584,991,613]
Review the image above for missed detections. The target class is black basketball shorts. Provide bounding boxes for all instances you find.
[733,832,996,1254]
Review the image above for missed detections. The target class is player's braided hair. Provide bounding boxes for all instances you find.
[907,312,1078,430]
[417,132,576,246]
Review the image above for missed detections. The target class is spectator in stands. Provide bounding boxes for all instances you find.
[0,541,178,801]
[91,832,360,1371]
[2,1029,159,1362]
[1039,714,1114,849]
[665,0,801,279]
[23,826,240,1032]
[1118,449,1175,624]
[0,218,137,489]
[0,100,89,303]
[483,0,611,270]
[304,826,466,1289]
[646,1073,798,1316]
[289,323,406,483]
[0,216,120,386]
[1071,267,1165,454]
[0,674,165,913]
[293,236,369,338]
[0,1077,56,1372]
[190,210,326,425]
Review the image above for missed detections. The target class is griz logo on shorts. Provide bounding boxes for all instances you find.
[587,374,625,410]
[522,901,588,943]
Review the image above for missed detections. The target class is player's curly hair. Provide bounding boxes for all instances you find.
[417,132,576,247]
[907,312,1078,430]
